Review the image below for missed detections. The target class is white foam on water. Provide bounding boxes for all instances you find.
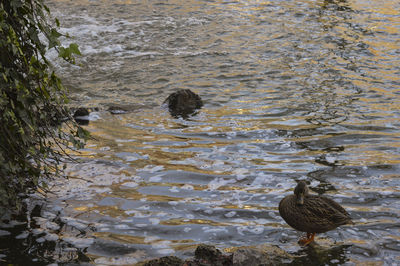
[182,184,194,190]
[157,248,175,255]
[45,233,59,242]
[231,218,247,224]
[250,173,273,187]
[224,211,237,218]
[121,182,139,188]
[204,209,214,214]
[149,218,160,225]
[137,205,150,211]
[310,180,320,187]
[15,231,29,239]
[346,228,358,235]
[144,236,160,243]
[149,175,163,182]
[151,240,172,249]
[380,190,394,196]
[115,224,130,230]
[367,229,378,237]
[125,210,136,215]
[94,257,139,265]
[325,155,336,164]
[236,225,264,235]
[63,237,95,248]
[36,237,45,243]
[254,218,271,225]
[208,177,236,190]
[43,221,60,231]
[202,227,229,234]
[169,186,180,193]
[139,165,164,173]
[233,168,250,181]
[42,211,57,220]
[32,228,44,235]
[0,229,10,236]
[268,211,278,219]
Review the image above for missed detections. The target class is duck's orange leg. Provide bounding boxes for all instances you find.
[298,232,316,246]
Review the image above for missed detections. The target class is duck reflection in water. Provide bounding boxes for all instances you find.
[279,181,353,246]
[163,89,203,118]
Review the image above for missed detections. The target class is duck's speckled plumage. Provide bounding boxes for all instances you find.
[163,89,203,117]
[279,181,352,236]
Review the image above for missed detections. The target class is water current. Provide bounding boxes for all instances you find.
[1,0,400,265]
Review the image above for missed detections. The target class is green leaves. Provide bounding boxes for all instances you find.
[59,43,81,63]
[0,0,88,214]
[48,28,61,49]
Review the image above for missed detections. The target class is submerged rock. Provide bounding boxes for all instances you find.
[106,104,145,114]
[142,256,184,266]
[73,107,90,117]
[141,244,291,266]
[190,244,232,266]
[163,89,203,118]
[231,244,292,266]
[73,107,90,125]
[107,105,130,114]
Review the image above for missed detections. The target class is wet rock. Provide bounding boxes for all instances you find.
[142,256,184,266]
[231,244,291,266]
[192,244,232,266]
[106,104,141,114]
[163,89,203,118]
[73,107,90,117]
[163,244,290,266]
[195,244,222,261]
[184,244,231,266]
[107,105,130,114]
[73,107,90,125]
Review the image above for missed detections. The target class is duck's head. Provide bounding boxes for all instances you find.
[294,181,309,206]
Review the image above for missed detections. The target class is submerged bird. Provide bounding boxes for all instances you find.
[163,89,203,118]
[279,181,353,245]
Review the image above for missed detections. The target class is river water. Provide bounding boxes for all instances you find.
[1,0,400,265]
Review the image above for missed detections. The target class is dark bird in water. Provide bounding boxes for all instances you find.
[163,89,203,118]
[279,181,353,245]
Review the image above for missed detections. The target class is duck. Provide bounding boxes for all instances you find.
[279,181,353,245]
[163,89,203,118]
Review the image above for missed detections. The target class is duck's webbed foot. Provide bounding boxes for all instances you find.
[298,232,316,246]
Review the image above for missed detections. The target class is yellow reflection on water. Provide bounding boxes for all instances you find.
[161,218,229,227]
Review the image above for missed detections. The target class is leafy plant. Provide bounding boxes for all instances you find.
[0,0,88,214]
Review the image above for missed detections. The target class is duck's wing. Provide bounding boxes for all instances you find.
[320,196,353,224]
[305,196,352,225]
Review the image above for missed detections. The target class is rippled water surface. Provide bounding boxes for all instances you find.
[3,0,400,264]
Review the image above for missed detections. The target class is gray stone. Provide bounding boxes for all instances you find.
[232,244,291,266]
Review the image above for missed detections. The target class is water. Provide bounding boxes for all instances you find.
[1,0,400,265]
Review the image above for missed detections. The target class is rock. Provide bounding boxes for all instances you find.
[163,89,203,118]
[195,244,222,261]
[185,244,232,266]
[139,244,291,266]
[73,107,90,117]
[107,106,129,114]
[73,107,90,125]
[142,256,184,266]
[231,244,291,266]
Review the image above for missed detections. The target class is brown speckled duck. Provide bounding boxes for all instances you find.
[279,181,353,245]
[163,89,203,118]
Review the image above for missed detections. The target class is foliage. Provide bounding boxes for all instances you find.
[0,0,88,213]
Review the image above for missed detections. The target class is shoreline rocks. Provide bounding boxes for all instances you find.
[140,244,292,266]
